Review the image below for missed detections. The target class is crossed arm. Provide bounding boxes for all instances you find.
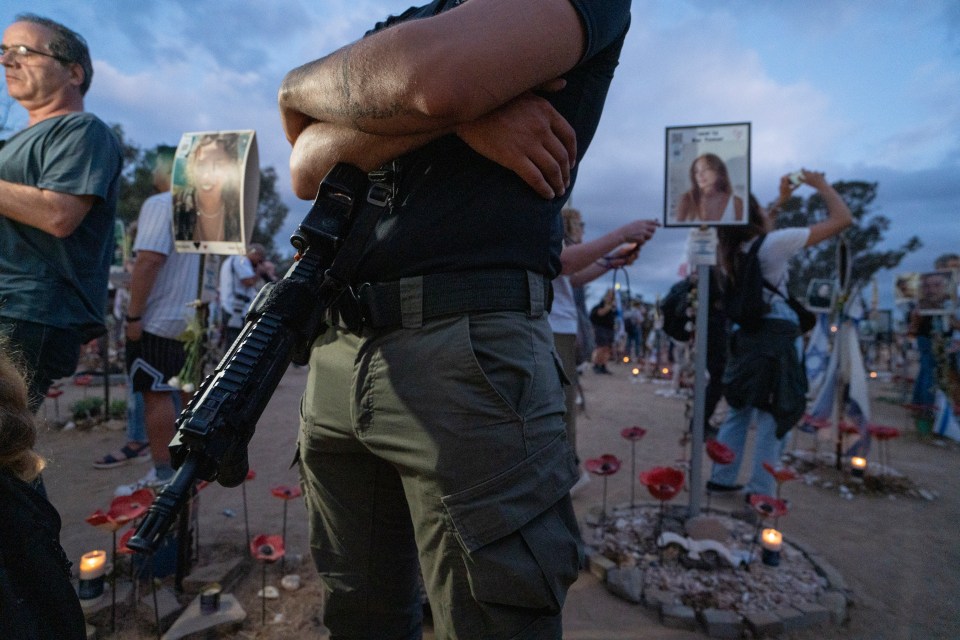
[280,0,586,199]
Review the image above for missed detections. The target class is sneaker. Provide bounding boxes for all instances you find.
[570,470,591,496]
[114,467,171,497]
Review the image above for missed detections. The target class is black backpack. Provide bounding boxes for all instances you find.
[723,234,768,332]
[661,278,694,341]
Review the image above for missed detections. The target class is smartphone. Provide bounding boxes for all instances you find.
[788,171,804,187]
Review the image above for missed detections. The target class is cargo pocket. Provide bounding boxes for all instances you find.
[552,349,571,387]
[441,435,580,614]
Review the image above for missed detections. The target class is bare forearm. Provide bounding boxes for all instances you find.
[278,0,584,139]
[561,233,629,275]
[126,253,165,318]
[569,261,611,287]
[561,219,658,275]
[290,121,441,199]
[0,180,93,238]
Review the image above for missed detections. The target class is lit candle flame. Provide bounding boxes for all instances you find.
[761,528,782,551]
[79,550,106,579]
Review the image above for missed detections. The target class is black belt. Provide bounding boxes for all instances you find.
[355,269,552,330]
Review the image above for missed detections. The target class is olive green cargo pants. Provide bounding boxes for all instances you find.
[298,311,581,639]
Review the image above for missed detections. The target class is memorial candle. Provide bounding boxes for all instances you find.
[78,550,106,599]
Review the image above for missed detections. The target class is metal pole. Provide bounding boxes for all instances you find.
[688,262,710,517]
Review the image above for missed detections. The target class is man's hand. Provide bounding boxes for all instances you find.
[456,92,576,199]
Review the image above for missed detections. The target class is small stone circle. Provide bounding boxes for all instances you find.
[582,502,850,638]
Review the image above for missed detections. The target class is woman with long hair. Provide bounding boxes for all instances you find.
[707,170,852,500]
[0,340,85,639]
[676,153,744,223]
[174,133,242,242]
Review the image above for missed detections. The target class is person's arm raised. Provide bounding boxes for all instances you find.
[801,170,853,247]
[278,0,585,141]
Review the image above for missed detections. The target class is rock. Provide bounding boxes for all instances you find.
[606,566,644,603]
[257,586,279,599]
[281,574,301,591]
[685,516,731,542]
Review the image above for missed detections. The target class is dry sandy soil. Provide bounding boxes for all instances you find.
[36,361,960,639]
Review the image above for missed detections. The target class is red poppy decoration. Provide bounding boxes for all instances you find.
[620,426,648,441]
[838,421,861,436]
[109,489,154,524]
[85,488,155,532]
[74,374,93,386]
[197,480,210,491]
[585,454,622,476]
[762,462,799,485]
[867,424,900,441]
[250,534,286,563]
[117,527,136,555]
[639,467,685,502]
[246,469,257,481]
[85,509,117,532]
[749,494,789,520]
[706,439,735,465]
[270,485,303,500]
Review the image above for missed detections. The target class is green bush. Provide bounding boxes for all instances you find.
[109,399,127,419]
[70,397,104,420]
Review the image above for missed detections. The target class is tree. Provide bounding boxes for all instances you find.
[113,124,158,227]
[770,181,922,298]
[250,166,289,257]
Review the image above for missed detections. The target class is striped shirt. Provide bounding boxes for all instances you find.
[133,191,201,339]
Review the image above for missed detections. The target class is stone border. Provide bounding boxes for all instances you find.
[584,522,851,638]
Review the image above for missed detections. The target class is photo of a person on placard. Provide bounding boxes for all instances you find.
[675,153,744,223]
[917,269,956,315]
[174,133,242,243]
[894,273,919,304]
[806,278,835,312]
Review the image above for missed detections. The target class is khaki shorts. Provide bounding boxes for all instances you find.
[298,311,581,639]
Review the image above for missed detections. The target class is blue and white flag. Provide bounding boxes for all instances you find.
[934,390,960,442]
[804,287,872,456]
[805,314,832,396]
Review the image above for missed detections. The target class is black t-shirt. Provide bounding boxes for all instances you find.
[355,0,631,283]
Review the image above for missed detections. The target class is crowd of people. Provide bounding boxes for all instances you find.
[1,6,956,640]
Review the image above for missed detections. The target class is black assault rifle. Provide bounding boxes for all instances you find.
[128,163,370,554]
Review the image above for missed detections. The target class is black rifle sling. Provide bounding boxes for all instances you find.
[320,176,393,330]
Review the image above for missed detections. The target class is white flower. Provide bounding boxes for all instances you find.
[182,383,196,394]
[167,376,181,389]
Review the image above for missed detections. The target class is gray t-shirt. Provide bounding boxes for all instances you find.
[0,112,122,334]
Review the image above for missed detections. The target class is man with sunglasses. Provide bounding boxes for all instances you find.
[0,14,122,410]
[279,0,631,637]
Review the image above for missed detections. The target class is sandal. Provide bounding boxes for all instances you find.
[93,442,151,469]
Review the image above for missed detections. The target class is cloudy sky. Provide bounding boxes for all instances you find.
[3,0,958,307]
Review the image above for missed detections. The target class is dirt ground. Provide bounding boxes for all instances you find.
[36,360,960,639]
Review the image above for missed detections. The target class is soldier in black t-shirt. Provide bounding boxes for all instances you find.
[279,1,631,637]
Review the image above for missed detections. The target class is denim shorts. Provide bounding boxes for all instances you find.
[298,311,581,639]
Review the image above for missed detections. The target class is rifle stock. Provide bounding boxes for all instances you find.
[128,163,368,554]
